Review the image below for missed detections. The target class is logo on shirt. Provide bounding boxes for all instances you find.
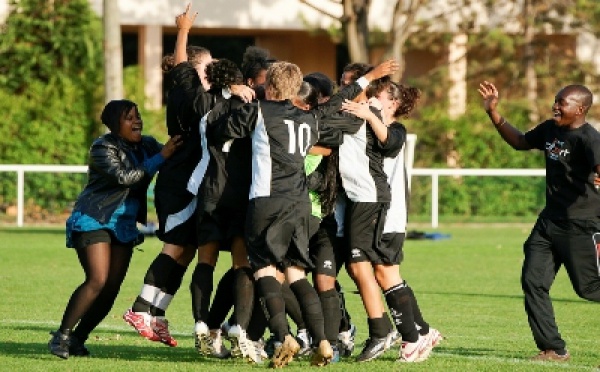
[545,139,570,161]
[323,260,333,269]
[351,249,361,258]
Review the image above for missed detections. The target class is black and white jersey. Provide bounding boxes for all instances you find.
[382,122,409,233]
[524,120,600,218]
[214,99,318,201]
[338,109,405,202]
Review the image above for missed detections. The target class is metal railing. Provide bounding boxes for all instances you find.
[0,164,546,228]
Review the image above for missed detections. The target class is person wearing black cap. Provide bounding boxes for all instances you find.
[48,100,182,359]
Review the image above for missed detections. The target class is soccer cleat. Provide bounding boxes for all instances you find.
[331,344,340,363]
[338,323,356,357]
[48,330,70,359]
[264,334,277,358]
[270,334,301,368]
[384,330,401,350]
[152,316,178,347]
[69,335,90,357]
[531,349,570,362]
[426,328,443,348]
[254,338,268,360]
[355,336,387,362]
[123,309,159,341]
[310,339,334,366]
[399,334,432,363]
[227,324,262,364]
[295,328,312,356]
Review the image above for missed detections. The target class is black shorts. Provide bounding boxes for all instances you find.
[197,206,247,248]
[154,188,198,247]
[345,201,391,264]
[245,197,313,272]
[71,229,139,250]
[378,232,406,265]
[310,214,345,276]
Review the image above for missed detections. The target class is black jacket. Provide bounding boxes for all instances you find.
[72,133,163,224]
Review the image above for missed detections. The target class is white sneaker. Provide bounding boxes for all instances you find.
[384,330,401,350]
[228,324,262,364]
[399,334,432,363]
[338,324,356,357]
[426,328,443,348]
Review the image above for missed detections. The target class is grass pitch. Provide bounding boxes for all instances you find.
[0,224,598,371]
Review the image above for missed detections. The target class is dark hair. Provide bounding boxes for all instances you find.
[303,72,334,99]
[241,46,272,82]
[206,59,243,89]
[320,149,339,216]
[161,46,211,73]
[101,99,138,132]
[341,62,373,85]
[296,81,319,110]
[367,78,421,118]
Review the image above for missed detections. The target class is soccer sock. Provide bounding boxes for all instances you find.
[367,315,392,339]
[281,282,306,330]
[207,267,235,329]
[233,267,254,329]
[190,263,215,323]
[152,263,187,317]
[336,280,352,332]
[405,282,430,335]
[319,288,341,344]
[132,253,178,313]
[290,278,326,344]
[247,290,268,341]
[384,283,419,342]
[256,276,289,342]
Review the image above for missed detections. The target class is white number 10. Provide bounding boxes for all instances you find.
[284,120,311,156]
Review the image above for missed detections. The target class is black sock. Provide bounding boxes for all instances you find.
[132,253,178,313]
[282,283,306,330]
[256,276,288,342]
[336,280,351,332]
[152,263,188,317]
[319,288,341,344]
[384,283,419,342]
[190,263,215,323]
[247,290,268,341]
[406,283,430,335]
[290,279,326,344]
[233,267,254,329]
[367,315,392,339]
[207,268,235,329]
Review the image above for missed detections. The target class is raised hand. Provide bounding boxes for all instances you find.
[365,59,400,81]
[176,3,197,30]
[341,99,375,121]
[478,81,499,113]
[230,84,255,103]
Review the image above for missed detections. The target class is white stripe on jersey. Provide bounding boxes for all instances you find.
[339,123,378,202]
[164,196,197,233]
[250,107,272,199]
[383,142,407,233]
[186,112,211,195]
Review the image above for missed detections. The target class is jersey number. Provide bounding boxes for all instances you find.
[284,120,311,156]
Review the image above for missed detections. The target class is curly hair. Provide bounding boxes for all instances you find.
[241,46,272,82]
[205,59,243,89]
[367,77,421,118]
[266,62,303,100]
[161,46,211,73]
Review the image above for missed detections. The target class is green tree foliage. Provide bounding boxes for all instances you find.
[0,0,103,213]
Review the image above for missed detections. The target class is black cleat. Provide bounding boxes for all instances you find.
[69,335,90,357]
[355,336,387,362]
[48,330,70,359]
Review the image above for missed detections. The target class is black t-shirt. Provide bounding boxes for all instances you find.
[524,120,600,218]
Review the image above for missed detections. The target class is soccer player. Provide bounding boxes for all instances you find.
[479,81,600,362]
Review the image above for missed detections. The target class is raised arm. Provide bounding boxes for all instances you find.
[478,81,532,151]
[175,3,197,65]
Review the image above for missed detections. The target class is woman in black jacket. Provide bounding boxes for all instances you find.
[48,99,181,359]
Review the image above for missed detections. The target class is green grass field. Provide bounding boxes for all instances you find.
[0,224,598,371]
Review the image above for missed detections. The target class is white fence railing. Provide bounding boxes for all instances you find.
[0,165,546,228]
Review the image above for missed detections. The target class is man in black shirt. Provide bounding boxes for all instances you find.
[479,81,600,362]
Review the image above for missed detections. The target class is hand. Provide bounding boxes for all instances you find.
[341,99,375,120]
[478,81,499,113]
[367,97,383,111]
[365,59,400,81]
[176,3,197,30]
[230,85,255,103]
[161,135,183,159]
